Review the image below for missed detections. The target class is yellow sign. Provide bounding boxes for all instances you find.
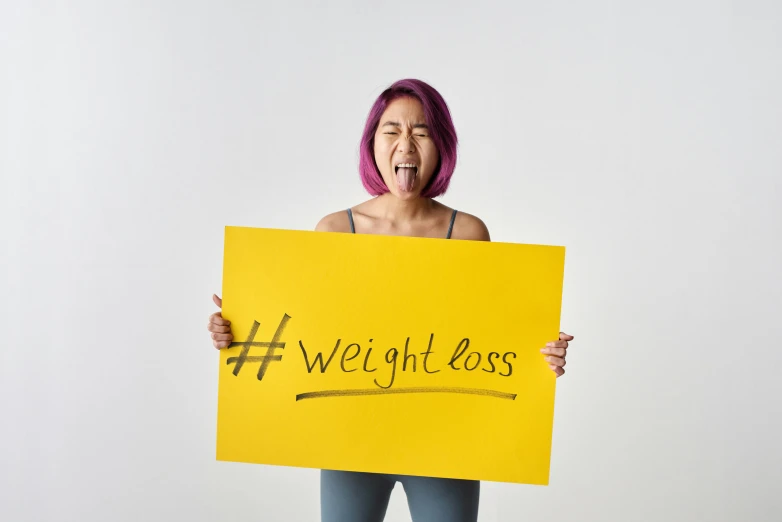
[216,226,565,485]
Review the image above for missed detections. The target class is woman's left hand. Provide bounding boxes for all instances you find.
[541,332,573,377]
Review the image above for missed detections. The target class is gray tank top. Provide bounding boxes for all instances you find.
[346,208,458,239]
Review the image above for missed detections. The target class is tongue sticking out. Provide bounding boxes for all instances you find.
[396,167,416,192]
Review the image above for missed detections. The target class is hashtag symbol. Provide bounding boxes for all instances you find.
[226,314,291,380]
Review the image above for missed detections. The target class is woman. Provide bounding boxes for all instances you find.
[207,78,573,522]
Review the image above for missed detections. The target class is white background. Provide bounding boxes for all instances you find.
[2,1,781,521]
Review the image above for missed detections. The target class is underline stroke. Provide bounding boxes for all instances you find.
[295,387,517,401]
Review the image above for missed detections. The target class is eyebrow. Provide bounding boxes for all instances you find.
[381,121,429,130]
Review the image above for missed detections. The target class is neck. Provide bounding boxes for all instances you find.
[373,192,435,221]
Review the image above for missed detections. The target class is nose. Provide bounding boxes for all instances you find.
[397,134,415,153]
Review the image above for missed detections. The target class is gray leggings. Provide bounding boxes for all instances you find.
[320,469,480,522]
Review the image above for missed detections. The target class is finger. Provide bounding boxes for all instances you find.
[544,355,566,367]
[559,332,574,341]
[550,364,565,377]
[540,347,566,357]
[214,340,232,349]
[209,312,231,327]
[545,341,569,349]
[211,333,233,342]
[208,324,231,334]
[213,294,223,308]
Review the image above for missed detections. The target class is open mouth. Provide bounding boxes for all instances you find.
[394,163,418,192]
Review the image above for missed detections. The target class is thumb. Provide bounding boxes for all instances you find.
[213,294,223,308]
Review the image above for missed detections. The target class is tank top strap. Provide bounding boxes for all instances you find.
[446,209,458,239]
[346,208,355,233]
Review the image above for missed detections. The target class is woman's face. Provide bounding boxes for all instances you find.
[373,96,440,199]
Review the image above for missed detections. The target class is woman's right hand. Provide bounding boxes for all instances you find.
[208,294,233,349]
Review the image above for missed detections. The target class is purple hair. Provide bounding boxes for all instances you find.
[358,79,458,198]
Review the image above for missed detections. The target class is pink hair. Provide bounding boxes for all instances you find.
[358,79,458,198]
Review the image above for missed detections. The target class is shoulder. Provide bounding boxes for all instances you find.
[450,210,491,241]
[315,209,352,233]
